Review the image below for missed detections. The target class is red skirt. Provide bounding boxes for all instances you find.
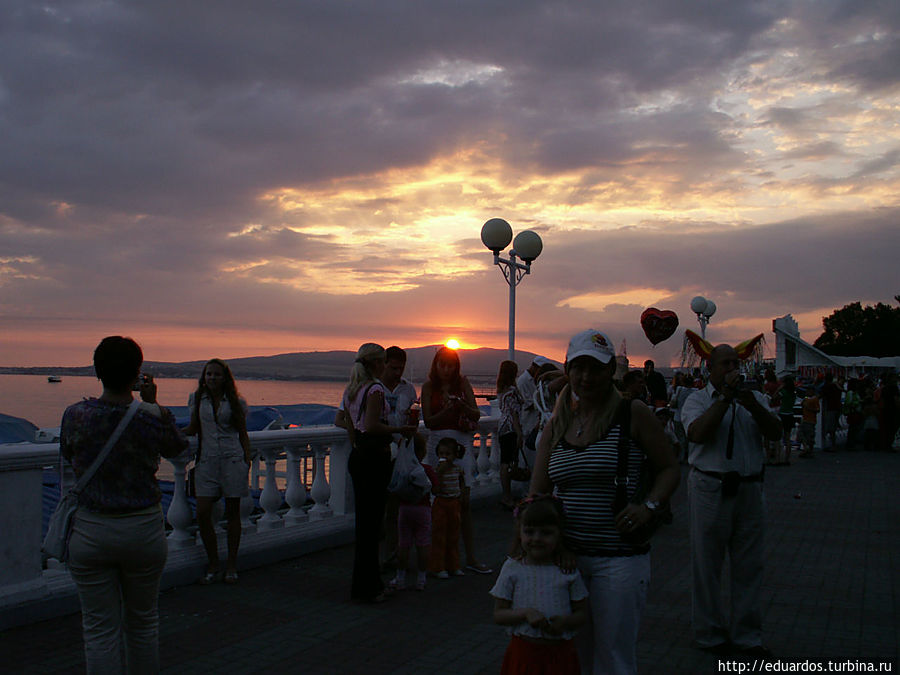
[500,635,579,675]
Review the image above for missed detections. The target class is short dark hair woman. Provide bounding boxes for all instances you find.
[60,336,187,673]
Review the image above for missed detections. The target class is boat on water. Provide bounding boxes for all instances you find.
[47,375,62,383]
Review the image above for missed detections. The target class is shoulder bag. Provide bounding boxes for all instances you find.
[43,399,142,562]
[611,399,673,547]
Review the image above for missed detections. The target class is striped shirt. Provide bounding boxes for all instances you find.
[547,424,644,555]
[435,464,463,498]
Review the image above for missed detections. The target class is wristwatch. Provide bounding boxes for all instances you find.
[644,499,660,512]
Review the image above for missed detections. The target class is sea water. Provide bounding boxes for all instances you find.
[0,375,349,428]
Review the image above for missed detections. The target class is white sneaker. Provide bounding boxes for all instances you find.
[435,570,449,579]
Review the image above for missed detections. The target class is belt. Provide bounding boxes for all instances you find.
[693,467,764,482]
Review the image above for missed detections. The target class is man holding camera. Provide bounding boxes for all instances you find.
[682,345,782,657]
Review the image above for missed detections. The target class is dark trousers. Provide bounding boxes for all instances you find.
[348,446,392,600]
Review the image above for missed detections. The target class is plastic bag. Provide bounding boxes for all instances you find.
[388,439,431,502]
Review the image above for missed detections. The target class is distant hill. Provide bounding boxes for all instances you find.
[0,346,561,384]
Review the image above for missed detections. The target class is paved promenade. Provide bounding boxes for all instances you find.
[3,449,898,674]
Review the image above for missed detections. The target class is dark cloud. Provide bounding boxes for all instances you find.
[0,0,896,364]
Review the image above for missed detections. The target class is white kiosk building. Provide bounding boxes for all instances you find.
[772,314,900,379]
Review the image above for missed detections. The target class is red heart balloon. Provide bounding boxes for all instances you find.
[640,308,679,345]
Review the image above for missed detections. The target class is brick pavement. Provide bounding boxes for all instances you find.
[2,450,897,674]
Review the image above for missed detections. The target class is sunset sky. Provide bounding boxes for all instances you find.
[1,1,898,368]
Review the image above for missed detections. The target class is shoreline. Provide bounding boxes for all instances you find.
[0,368,347,383]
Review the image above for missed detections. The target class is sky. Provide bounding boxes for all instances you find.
[1,0,898,368]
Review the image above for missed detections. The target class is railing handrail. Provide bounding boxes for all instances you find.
[0,416,502,464]
[0,415,501,631]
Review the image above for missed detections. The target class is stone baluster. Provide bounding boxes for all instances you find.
[249,456,261,490]
[239,449,256,532]
[476,430,492,483]
[284,443,310,526]
[308,442,332,520]
[165,451,195,548]
[239,493,255,532]
[489,428,501,481]
[256,447,284,530]
[459,433,477,486]
[328,438,352,515]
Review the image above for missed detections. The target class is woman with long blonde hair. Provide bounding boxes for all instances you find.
[342,343,416,603]
[183,358,251,585]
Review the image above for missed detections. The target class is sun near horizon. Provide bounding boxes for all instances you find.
[444,338,461,350]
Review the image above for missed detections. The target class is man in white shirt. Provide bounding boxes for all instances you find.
[380,346,419,571]
[681,345,781,658]
[382,346,418,433]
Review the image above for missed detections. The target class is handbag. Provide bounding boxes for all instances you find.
[42,399,142,562]
[611,400,673,547]
[508,444,532,482]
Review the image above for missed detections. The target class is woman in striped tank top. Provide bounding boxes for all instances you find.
[530,329,679,675]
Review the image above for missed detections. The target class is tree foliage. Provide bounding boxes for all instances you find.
[813,297,900,357]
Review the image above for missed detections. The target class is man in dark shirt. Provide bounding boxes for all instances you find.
[820,373,842,451]
[644,360,668,407]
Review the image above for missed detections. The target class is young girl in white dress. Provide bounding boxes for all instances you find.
[490,495,589,675]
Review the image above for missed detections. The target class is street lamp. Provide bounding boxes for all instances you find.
[690,295,717,340]
[481,218,543,361]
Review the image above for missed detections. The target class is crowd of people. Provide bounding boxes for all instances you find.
[57,334,898,674]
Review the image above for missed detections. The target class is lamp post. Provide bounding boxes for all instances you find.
[690,295,717,340]
[481,218,543,361]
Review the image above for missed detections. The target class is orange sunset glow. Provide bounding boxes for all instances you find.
[0,4,896,371]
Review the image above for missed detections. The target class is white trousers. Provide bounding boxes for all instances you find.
[575,553,650,675]
[68,506,168,675]
[688,468,765,649]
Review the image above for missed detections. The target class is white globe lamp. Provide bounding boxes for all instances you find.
[481,218,513,253]
[512,230,543,262]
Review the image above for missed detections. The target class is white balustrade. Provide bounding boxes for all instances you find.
[476,429,492,483]
[284,444,309,526]
[166,450,195,548]
[488,427,501,480]
[256,447,284,530]
[240,493,255,532]
[0,415,498,627]
[308,442,332,520]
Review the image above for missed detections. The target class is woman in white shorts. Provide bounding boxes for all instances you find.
[184,359,251,585]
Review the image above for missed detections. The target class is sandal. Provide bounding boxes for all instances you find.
[223,571,239,585]
[466,563,493,575]
[199,569,220,585]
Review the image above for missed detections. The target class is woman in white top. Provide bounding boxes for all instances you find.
[183,359,251,585]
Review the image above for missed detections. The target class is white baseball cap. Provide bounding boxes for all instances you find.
[532,356,552,367]
[565,329,616,365]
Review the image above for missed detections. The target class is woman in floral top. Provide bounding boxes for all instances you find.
[60,336,187,674]
[496,360,525,510]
